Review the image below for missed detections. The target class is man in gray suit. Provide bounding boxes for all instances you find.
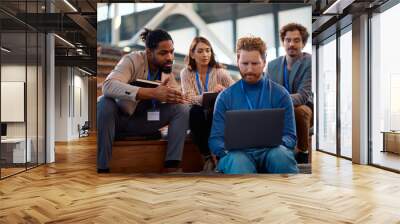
[267,23,312,163]
[97,28,190,173]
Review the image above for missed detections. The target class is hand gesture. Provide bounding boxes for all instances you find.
[214,84,225,93]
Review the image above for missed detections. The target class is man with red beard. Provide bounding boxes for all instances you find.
[267,23,313,164]
[208,36,299,174]
[97,28,189,173]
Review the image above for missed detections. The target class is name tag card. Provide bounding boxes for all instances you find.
[147,110,160,121]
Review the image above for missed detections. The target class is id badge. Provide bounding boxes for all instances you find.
[147,109,160,121]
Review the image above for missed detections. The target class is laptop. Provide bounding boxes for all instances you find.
[224,108,285,150]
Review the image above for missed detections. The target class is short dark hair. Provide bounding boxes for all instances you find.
[140,28,173,50]
[185,36,222,71]
[280,23,309,45]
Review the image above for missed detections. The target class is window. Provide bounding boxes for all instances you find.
[237,13,276,61]
[339,28,352,158]
[317,36,337,154]
[169,28,197,55]
[200,20,234,65]
[370,2,400,171]
[97,5,112,22]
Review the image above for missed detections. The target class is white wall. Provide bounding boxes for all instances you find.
[55,67,69,141]
[54,67,89,141]
[1,64,46,164]
[1,65,37,138]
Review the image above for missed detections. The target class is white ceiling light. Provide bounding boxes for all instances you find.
[63,0,78,12]
[54,34,75,48]
[1,47,11,53]
[323,0,355,15]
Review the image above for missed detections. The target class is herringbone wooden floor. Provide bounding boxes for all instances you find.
[1,136,400,223]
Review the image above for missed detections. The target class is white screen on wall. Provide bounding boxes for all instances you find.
[1,81,25,122]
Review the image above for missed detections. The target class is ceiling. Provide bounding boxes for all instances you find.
[0,0,97,74]
[311,0,390,44]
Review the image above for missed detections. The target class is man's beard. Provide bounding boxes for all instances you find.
[160,65,172,74]
[287,47,299,57]
[240,71,261,82]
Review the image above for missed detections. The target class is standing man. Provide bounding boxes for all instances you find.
[267,23,313,163]
[208,36,299,174]
[97,28,190,173]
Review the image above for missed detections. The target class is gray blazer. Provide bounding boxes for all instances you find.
[267,52,312,107]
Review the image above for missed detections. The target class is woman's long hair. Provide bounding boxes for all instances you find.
[185,36,222,72]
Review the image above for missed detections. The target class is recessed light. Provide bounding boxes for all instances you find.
[63,0,78,12]
[54,34,75,48]
[1,47,11,53]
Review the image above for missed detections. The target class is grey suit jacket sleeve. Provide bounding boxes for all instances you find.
[291,59,312,106]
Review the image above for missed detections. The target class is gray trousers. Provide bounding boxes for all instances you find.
[97,97,190,169]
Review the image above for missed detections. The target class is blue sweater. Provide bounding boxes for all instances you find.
[208,76,297,158]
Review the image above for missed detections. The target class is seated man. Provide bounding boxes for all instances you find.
[267,23,313,163]
[97,28,189,173]
[208,36,299,174]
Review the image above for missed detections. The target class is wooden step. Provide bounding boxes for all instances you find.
[109,139,204,173]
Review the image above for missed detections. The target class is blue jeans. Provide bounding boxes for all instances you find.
[217,145,299,174]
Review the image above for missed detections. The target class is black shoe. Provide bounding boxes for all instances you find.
[97,168,110,173]
[295,151,309,164]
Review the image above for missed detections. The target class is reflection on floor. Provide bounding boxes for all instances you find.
[0,162,42,178]
[373,150,400,171]
[0,167,25,177]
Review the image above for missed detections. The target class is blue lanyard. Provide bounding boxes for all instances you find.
[195,67,210,95]
[283,60,290,93]
[148,66,161,109]
[240,79,265,110]
[147,66,161,81]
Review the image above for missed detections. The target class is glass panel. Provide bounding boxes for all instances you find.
[1,31,27,177]
[27,31,38,169]
[339,29,352,158]
[38,32,45,165]
[317,37,337,154]
[312,45,317,151]
[371,3,400,171]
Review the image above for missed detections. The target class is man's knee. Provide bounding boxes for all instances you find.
[226,151,250,163]
[268,146,295,161]
[218,151,256,174]
[172,103,190,120]
[294,105,312,121]
[177,103,191,113]
[266,146,298,173]
[97,96,118,117]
